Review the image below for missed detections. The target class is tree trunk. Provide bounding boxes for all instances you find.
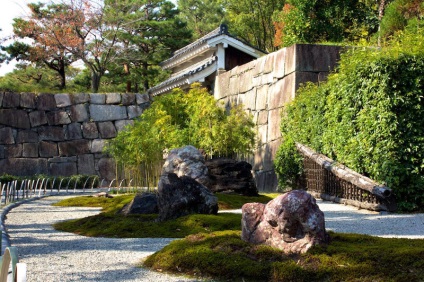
[59,65,66,90]
[143,62,149,91]
[124,63,131,93]
[91,72,101,93]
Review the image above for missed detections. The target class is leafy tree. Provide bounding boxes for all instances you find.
[104,0,191,92]
[3,3,78,89]
[223,0,285,52]
[106,83,256,172]
[177,0,225,39]
[273,0,378,47]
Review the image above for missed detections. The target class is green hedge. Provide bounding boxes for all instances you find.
[275,35,424,211]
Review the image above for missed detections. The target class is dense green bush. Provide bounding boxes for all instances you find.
[275,30,424,211]
[105,83,256,169]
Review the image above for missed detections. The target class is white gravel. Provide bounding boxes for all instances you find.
[4,195,424,282]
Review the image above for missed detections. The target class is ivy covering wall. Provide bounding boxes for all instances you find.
[275,30,424,211]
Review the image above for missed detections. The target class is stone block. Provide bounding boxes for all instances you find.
[256,85,269,110]
[97,157,116,181]
[0,127,15,144]
[0,158,48,176]
[229,76,240,96]
[23,143,38,157]
[253,56,267,77]
[49,162,77,176]
[261,139,281,171]
[90,93,106,104]
[2,92,20,108]
[0,92,3,107]
[72,93,90,104]
[127,105,143,119]
[214,70,230,100]
[48,156,77,163]
[98,121,117,139]
[47,111,71,125]
[82,122,99,139]
[89,105,127,122]
[257,110,268,125]
[268,74,295,110]
[20,92,37,108]
[295,72,319,92]
[263,52,275,74]
[39,141,58,157]
[58,139,90,156]
[0,109,30,129]
[66,123,82,140]
[54,93,72,107]
[257,124,268,145]
[294,44,342,72]
[37,93,56,110]
[0,146,4,158]
[38,126,65,141]
[16,130,38,143]
[91,139,106,153]
[69,104,88,122]
[106,93,121,104]
[115,120,134,132]
[136,93,150,105]
[268,108,282,142]
[239,70,254,93]
[29,111,48,127]
[243,89,257,110]
[273,48,286,79]
[77,154,96,175]
[121,93,135,106]
[284,44,296,75]
[5,144,22,157]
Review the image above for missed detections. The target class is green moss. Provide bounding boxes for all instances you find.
[53,194,135,213]
[143,231,424,281]
[216,193,278,210]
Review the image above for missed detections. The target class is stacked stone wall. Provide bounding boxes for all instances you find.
[215,44,342,191]
[0,92,150,180]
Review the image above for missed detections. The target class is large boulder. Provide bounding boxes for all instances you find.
[205,158,258,196]
[241,190,328,254]
[119,193,158,215]
[161,145,209,186]
[157,173,218,221]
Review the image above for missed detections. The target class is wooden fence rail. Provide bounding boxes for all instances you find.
[297,143,397,212]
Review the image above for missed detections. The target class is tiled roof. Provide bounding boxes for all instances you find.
[148,56,218,95]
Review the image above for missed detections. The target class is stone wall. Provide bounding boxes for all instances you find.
[0,92,150,180]
[214,44,342,191]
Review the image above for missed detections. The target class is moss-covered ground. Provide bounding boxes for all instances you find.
[52,193,424,281]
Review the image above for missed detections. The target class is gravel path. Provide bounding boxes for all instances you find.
[4,195,424,281]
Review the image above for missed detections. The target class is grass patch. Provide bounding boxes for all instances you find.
[53,212,242,238]
[143,231,424,281]
[216,193,278,209]
[52,194,134,213]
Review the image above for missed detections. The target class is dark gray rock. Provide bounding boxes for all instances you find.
[0,127,15,144]
[106,93,121,104]
[0,146,4,158]
[37,93,56,110]
[39,141,58,157]
[0,158,48,176]
[157,173,218,221]
[22,143,38,157]
[20,92,37,108]
[119,193,159,215]
[0,109,30,129]
[54,94,72,108]
[90,139,106,153]
[49,162,77,176]
[16,130,38,143]
[38,126,65,141]
[115,120,134,132]
[58,139,90,156]
[70,104,89,122]
[206,158,258,196]
[66,123,83,140]
[5,144,22,158]
[98,121,117,139]
[127,105,143,119]
[77,154,96,175]
[90,94,106,104]
[0,92,3,107]
[241,190,328,254]
[136,93,150,104]
[29,111,48,127]
[97,157,115,181]
[121,93,135,106]
[72,93,90,104]
[47,111,71,125]
[2,92,20,108]
[89,105,127,121]
[82,122,99,139]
